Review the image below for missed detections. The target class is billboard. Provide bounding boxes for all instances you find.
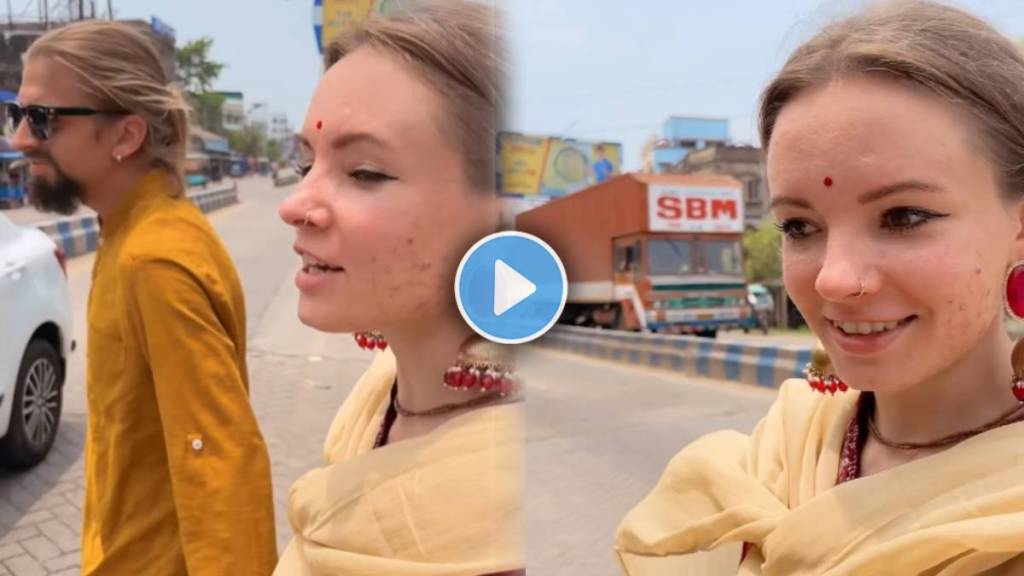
[647,184,744,233]
[313,0,405,54]
[497,133,622,197]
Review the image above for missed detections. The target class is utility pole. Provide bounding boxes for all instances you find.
[79,0,83,20]
[106,0,112,20]
[6,0,12,27]
[44,0,49,28]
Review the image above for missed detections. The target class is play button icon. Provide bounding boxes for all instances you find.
[493,260,536,316]
[456,231,567,344]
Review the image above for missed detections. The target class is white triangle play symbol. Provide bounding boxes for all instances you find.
[493,259,536,316]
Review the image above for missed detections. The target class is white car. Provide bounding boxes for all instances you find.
[0,212,71,469]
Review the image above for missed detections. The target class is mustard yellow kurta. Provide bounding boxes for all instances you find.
[615,380,1024,576]
[274,349,525,576]
[83,170,277,575]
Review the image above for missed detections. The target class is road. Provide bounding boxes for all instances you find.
[521,347,773,576]
[0,176,779,575]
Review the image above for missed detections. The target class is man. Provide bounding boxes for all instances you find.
[10,21,277,574]
[592,144,615,184]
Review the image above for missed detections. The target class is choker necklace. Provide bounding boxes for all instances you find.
[393,391,520,418]
[867,396,1024,450]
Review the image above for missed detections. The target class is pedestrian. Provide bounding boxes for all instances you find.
[10,21,277,575]
[616,1,1024,574]
[275,1,524,574]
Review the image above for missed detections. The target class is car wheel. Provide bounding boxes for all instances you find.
[0,339,63,469]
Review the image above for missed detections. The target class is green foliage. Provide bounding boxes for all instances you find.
[227,124,267,157]
[176,38,224,94]
[743,217,782,282]
[176,38,227,135]
[266,139,283,163]
[193,92,226,135]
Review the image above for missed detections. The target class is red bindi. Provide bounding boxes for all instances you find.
[824,176,833,187]
[316,120,323,131]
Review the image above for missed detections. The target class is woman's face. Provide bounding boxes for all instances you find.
[280,47,499,333]
[767,75,1024,392]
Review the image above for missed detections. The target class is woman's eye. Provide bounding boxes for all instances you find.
[349,169,396,184]
[293,162,312,177]
[881,207,944,232]
[775,218,820,241]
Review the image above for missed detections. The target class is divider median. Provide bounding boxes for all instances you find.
[535,325,813,389]
[35,180,240,259]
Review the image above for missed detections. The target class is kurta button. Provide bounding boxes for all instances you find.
[190,437,204,451]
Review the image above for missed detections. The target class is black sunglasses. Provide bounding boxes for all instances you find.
[3,102,130,141]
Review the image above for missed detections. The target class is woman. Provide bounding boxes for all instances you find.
[616,2,1024,574]
[275,2,524,575]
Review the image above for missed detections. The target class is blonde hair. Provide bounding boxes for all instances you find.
[759,0,1024,198]
[27,21,191,192]
[325,0,503,192]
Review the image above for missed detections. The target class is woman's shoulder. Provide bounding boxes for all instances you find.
[322,350,397,462]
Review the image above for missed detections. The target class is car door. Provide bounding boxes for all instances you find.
[0,215,32,411]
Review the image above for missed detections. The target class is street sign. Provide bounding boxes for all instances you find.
[150,17,176,41]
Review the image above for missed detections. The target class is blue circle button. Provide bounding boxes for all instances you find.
[455,231,567,344]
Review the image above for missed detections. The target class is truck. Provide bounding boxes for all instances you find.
[515,172,752,338]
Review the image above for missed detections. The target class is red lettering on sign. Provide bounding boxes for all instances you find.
[657,196,682,219]
[686,197,706,219]
[711,199,737,219]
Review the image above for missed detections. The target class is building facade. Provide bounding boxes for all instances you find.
[643,116,731,174]
[673,144,768,229]
[217,92,245,132]
[248,103,290,143]
[0,17,176,93]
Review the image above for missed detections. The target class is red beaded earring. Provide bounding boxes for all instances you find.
[443,337,517,397]
[354,331,388,351]
[1003,264,1024,401]
[805,342,849,395]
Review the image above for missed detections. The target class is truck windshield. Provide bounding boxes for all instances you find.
[647,239,692,275]
[702,239,743,276]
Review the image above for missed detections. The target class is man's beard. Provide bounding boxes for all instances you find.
[26,153,83,216]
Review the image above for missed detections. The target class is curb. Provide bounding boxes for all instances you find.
[534,325,813,389]
[35,181,240,260]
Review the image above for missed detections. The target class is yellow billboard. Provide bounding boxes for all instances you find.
[316,0,405,53]
[497,133,623,197]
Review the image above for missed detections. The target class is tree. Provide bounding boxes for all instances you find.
[194,92,226,135]
[176,38,224,94]
[175,38,227,135]
[266,139,283,163]
[227,124,267,158]
[743,217,782,282]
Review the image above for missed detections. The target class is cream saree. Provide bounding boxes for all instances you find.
[615,380,1024,575]
[275,350,525,576]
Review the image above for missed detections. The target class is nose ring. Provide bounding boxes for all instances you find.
[855,278,865,298]
[302,210,312,227]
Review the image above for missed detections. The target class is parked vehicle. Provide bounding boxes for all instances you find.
[517,172,752,338]
[0,153,27,209]
[747,283,775,334]
[0,212,72,468]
